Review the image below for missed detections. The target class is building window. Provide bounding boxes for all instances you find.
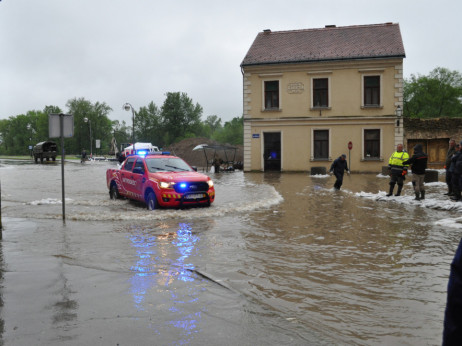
[364,76,380,106]
[264,80,279,109]
[313,130,329,159]
[364,129,380,158]
[313,78,328,107]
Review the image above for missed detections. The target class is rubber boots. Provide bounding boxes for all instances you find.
[420,191,425,200]
[451,190,461,201]
[414,192,421,201]
[395,185,402,196]
[445,186,454,196]
[386,185,394,197]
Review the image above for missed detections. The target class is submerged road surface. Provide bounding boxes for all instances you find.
[0,159,461,345]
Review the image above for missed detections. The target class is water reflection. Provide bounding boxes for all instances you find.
[129,222,201,343]
[51,227,78,341]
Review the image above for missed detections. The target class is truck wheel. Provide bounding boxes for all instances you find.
[40,155,44,163]
[34,156,38,163]
[109,184,120,200]
[146,192,158,210]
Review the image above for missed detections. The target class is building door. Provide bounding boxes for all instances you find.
[407,138,448,168]
[263,132,281,171]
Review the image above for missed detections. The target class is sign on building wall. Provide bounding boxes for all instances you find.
[287,82,304,94]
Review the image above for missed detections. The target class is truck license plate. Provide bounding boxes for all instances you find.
[185,193,205,199]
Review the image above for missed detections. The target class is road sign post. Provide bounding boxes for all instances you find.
[348,141,353,172]
[49,113,74,223]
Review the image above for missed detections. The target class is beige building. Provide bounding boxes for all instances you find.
[240,23,406,173]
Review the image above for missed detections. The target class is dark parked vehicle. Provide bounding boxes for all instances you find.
[33,141,57,163]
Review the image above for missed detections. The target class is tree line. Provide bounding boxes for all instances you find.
[1,67,460,156]
[0,92,243,156]
[404,67,462,118]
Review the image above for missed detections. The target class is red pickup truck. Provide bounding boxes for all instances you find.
[106,153,215,210]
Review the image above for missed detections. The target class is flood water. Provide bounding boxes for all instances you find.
[1,159,461,345]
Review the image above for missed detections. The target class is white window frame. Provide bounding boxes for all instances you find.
[310,128,331,161]
[361,127,383,161]
[311,76,331,109]
[261,79,282,111]
[361,74,383,108]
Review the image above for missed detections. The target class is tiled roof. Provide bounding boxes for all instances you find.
[241,23,405,67]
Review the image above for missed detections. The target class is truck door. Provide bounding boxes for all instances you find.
[131,158,146,200]
[120,157,136,197]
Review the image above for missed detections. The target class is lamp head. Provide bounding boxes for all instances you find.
[396,105,402,118]
[123,104,131,112]
[84,117,88,123]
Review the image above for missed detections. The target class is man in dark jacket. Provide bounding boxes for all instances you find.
[443,238,462,345]
[403,143,428,200]
[445,140,457,196]
[329,154,350,190]
[451,141,462,201]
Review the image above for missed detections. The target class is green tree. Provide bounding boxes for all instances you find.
[111,120,131,153]
[212,116,243,145]
[160,92,203,145]
[404,67,462,118]
[0,108,52,155]
[135,101,162,146]
[66,98,113,155]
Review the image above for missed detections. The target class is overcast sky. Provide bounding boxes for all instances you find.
[1,0,461,124]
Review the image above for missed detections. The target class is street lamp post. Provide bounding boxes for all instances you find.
[123,102,135,154]
[26,124,33,157]
[83,117,93,158]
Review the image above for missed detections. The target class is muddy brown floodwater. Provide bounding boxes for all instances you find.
[0,159,461,345]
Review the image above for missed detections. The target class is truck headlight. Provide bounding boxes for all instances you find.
[160,181,175,189]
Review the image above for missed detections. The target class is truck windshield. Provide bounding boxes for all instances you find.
[145,157,193,173]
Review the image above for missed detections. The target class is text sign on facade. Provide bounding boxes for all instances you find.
[49,114,74,138]
[252,133,260,139]
[287,82,304,94]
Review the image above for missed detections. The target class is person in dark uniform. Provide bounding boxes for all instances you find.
[443,238,462,345]
[212,154,222,173]
[329,154,350,190]
[451,141,462,202]
[445,140,457,196]
[402,143,428,200]
[81,149,87,163]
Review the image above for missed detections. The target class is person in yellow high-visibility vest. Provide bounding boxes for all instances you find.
[386,144,410,196]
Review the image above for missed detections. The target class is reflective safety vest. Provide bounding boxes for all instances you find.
[389,150,410,170]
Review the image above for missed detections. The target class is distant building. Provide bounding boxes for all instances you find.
[240,23,406,172]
